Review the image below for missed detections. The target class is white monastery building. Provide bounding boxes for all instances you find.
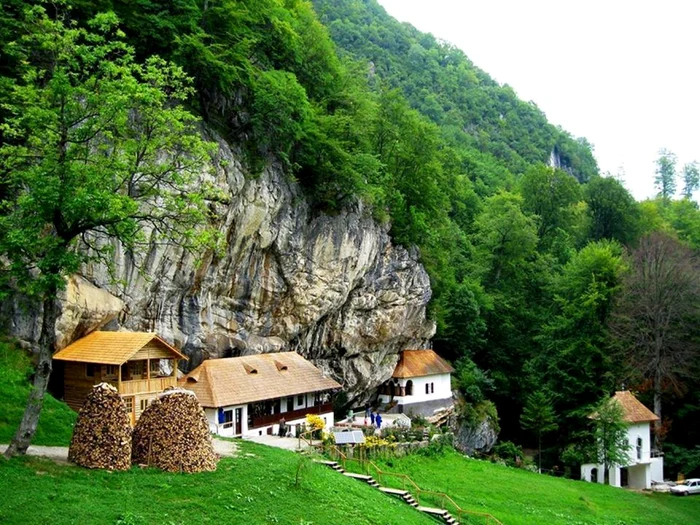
[180,352,341,437]
[377,349,454,416]
[581,391,664,490]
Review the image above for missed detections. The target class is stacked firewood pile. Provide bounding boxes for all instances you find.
[132,388,218,472]
[68,383,132,470]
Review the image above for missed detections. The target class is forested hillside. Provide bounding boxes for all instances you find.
[1,0,699,477]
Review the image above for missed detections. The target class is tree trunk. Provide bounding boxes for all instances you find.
[4,294,59,458]
[653,367,662,451]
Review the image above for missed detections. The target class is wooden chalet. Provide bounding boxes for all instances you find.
[180,352,341,437]
[53,331,187,424]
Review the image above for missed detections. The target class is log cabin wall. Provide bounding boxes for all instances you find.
[63,362,98,411]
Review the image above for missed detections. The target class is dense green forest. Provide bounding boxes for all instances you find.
[1,0,699,477]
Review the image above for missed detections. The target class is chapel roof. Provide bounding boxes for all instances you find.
[391,349,455,379]
[612,390,660,423]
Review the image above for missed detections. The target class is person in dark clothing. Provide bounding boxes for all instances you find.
[370,411,376,426]
[278,418,286,437]
[375,413,382,429]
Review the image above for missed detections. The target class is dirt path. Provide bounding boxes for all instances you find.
[0,437,238,462]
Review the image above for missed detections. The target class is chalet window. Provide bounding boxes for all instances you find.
[104,365,118,379]
[140,398,152,412]
[130,361,144,378]
[297,394,305,407]
[286,396,294,412]
[406,380,413,396]
[425,383,429,395]
[431,383,434,394]
[149,360,161,377]
[86,364,96,378]
[223,409,234,429]
[124,397,134,414]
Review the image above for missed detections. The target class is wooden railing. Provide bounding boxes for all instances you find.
[327,446,503,525]
[118,377,176,395]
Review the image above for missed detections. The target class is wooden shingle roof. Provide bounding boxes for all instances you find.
[52,331,186,365]
[179,352,342,408]
[612,391,659,423]
[392,349,454,379]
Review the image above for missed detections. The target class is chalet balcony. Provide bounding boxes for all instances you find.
[118,376,177,396]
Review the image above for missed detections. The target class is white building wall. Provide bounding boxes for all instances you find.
[206,393,334,438]
[650,457,664,483]
[624,422,652,466]
[378,373,452,405]
[206,405,248,437]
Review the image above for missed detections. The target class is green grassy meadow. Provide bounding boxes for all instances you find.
[369,450,700,525]
[0,342,76,445]
[1,342,699,524]
[0,441,431,525]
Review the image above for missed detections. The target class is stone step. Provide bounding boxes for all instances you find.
[379,487,409,497]
[343,472,373,481]
[316,460,339,467]
[417,506,450,517]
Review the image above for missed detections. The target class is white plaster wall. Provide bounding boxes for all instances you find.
[650,457,664,482]
[207,405,247,437]
[244,410,334,438]
[379,373,451,405]
[625,422,652,465]
[628,463,651,489]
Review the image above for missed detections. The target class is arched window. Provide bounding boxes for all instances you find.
[406,380,413,396]
[636,437,643,460]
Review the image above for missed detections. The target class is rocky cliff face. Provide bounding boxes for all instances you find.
[4,136,435,401]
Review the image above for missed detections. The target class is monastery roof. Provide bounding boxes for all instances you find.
[179,352,342,408]
[612,391,659,423]
[53,331,186,365]
[392,349,455,379]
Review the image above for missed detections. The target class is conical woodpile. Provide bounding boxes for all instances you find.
[68,382,132,470]
[132,388,218,472]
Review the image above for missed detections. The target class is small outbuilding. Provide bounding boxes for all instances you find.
[581,391,664,490]
[53,331,187,424]
[377,349,454,416]
[180,352,341,437]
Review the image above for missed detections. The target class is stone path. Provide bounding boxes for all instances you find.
[0,437,238,462]
[241,434,318,451]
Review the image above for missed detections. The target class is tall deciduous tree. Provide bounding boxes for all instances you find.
[591,395,630,475]
[610,232,700,437]
[520,391,558,473]
[519,164,581,246]
[654,149,677,200]
[584,176,639,246]
[0,6,215,457]
[681,161,700,199]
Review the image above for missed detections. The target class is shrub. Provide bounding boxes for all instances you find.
[492,441,524,467]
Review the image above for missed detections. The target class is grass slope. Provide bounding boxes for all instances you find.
[0,441,432,525]
[0,342,76,446]
[0,343,430,524]
[373,450,700,525]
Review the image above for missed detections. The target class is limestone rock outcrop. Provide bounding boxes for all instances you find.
[3,136,435,401]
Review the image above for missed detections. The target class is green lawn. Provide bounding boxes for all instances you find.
[0,342,76,446]
[371,450,700,525]
[0,441,432,525]
[2,341,699,525]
